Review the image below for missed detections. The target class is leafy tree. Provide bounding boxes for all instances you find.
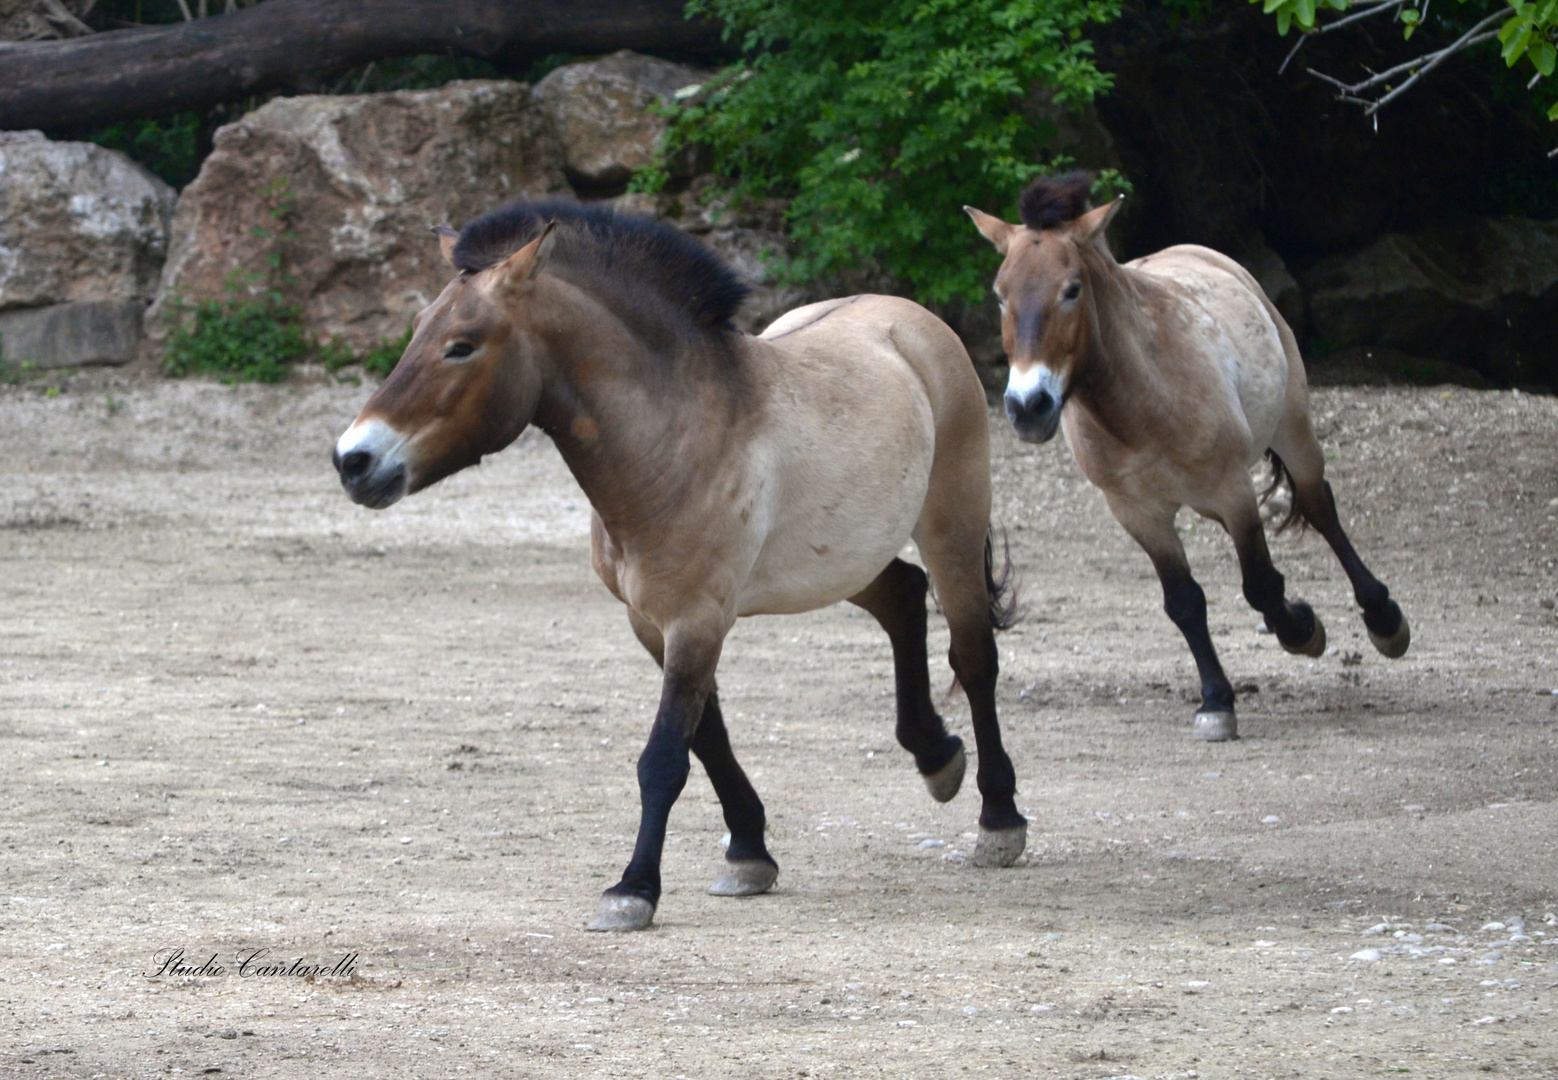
[637,0,1125,305]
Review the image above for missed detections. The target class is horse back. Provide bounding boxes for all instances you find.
[1124,245,1293,461]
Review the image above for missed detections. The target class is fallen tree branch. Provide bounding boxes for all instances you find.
[0,0,731,132]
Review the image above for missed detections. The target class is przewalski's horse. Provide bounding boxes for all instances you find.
[332,201,1024,931]
[965,173,1409,742]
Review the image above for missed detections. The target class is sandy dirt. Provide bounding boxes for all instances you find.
[1,374,1556,1079]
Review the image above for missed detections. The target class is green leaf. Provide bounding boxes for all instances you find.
[1532,38,1557,76]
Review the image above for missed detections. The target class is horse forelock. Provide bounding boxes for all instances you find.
[1018,170,1094,232]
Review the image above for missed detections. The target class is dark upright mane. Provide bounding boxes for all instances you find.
[452,200,751,339]
[1017,171,1095,231]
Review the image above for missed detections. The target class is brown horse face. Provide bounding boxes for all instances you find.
[966,201,1120,443]
[333,229,556,508]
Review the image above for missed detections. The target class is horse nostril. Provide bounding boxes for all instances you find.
[339,449,373,482]
[1033,390,1055,414]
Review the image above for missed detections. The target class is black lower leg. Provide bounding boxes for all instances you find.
[1235,521,1319,651]
[1158,564,1235,714]
[690,692,774,867]
[1298,480,1402,637]
[949,628,1023,831]
[850,559,961,775]
[609,691,700,908]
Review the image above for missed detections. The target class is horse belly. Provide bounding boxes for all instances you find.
[735,377,936,616]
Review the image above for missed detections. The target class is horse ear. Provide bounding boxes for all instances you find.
[488,221,559,299]
[1076,196,1124,243]
[964,206,1016,254]
[432,225,459,268]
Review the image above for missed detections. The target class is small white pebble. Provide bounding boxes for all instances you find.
[1331,1006,1352,1014]
[1261,815,1281,824]
[917,838,945,849]
[1481,922,1506,932]
[1350,949,1382,962]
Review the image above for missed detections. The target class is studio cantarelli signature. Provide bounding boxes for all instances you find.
[146,948,359,979]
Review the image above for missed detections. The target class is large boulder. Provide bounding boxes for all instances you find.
[533,50,705,195]
[0,131,175,368]
[0,130,175,310]
[150,80,568,355]
[1302,217,1558,388]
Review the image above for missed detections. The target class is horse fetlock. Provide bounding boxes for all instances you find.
[972,820,1028,868]
[709,857,779,897]
[1367,606,1410,659]
[1280,603,1326,658]
[920,739,966,803]
[586,891,656,932]
[1192,709,1238,742]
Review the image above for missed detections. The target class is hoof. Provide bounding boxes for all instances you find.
[709,858,778,897]
[585,893,655,932]
[1283,610,1326,658]
[971,821,1027,868]
[1369,611,1410,659]
[921,742,966,804]
[1192,710,1238,742]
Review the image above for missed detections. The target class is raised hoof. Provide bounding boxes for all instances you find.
[1283,611,1327,658]
[1368,612,1410,659]
[971,821,1027,868]
[709,858,778,897]
[1192,710,1238,742]
[921,742,966,804]
[585,893,655,932]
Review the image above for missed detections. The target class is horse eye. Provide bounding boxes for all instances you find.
[1062,281,1083,302]
[444,341,476,360]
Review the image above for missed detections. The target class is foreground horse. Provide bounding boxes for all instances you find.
[966,173,1409,741]
[332,202,1024,930]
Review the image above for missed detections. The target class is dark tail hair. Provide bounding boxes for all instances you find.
[985,526,1020,631]
[1261,450,1307,535]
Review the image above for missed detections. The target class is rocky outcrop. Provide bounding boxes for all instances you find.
[149,80,568,355]
[0,131,175,368]
[1303,217,1558,388]
[0,131,176,310]
[534,50,704,195]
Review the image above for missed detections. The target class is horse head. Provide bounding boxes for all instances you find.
[333,223,558,508]
[965,173,1122,444]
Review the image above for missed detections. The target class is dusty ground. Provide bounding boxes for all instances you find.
[1,374,1556,1080]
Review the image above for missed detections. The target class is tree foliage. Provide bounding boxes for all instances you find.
[637,0,1124,305]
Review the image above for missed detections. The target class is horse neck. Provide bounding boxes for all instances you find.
[530,279,742,539]
[1072,241,1165,419]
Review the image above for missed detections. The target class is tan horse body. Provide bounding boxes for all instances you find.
[968,174,1409,741]
[333,203,1022,931]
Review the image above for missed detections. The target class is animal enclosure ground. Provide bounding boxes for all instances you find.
[1,377,1555,1079]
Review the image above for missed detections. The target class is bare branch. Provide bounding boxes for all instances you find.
[1279,1,1408,76]
[1301,9,1508,115]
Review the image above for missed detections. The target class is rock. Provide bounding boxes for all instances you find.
[1302,217,1558,388]
[1236,236,1307,339]
[534,50,705,194]
[1349,948,1382,962]
[150,81,567,356]
[0,300,144,368]
[0,131,176,311]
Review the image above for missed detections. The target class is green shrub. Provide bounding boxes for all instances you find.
[637,0,1125,305]
[161,290,310,384]
[86,112,203,189]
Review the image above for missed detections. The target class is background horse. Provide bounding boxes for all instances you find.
[332,201,1023,931]
[966,173,1409,742]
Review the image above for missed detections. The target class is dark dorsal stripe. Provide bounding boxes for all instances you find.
[1018,170,1094,232]
[452,200,751,332]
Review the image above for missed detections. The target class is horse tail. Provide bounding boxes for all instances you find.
[984,526,1020,632]
[1261,450,1307,535]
